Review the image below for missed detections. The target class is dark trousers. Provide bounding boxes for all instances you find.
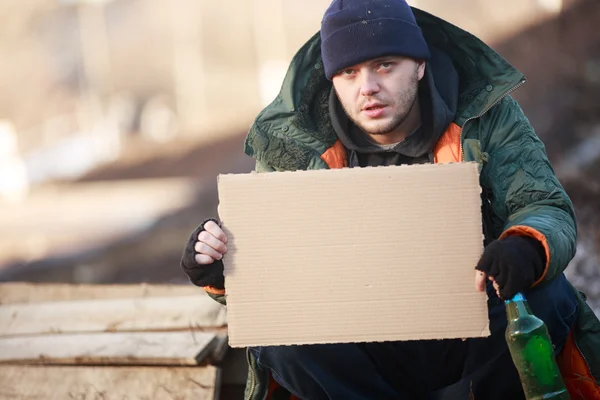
[249,273,579,400]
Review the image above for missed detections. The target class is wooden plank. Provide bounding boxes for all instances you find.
[0,295,227,337]
[0,283,201,305]
[0,365,220,400]
[0,331,219,365]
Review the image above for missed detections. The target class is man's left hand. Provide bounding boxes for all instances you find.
[474,236,546,299]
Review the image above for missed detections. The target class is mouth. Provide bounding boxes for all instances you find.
[362,103,386,112]
[362,103,387,118]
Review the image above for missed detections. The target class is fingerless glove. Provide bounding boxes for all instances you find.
[180,218,225,289]
[475,235,546,299]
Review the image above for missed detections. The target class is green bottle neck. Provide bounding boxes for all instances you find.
[505,293,533,320]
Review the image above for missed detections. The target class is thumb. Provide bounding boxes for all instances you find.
[475,270,487,292]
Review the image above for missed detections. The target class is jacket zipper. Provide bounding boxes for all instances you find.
[245,348,256,400]
[459,79,527,161]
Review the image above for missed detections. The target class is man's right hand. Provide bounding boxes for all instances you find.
[181,219,227,288]
[194,220,228,264]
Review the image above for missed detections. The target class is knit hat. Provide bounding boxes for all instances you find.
[320,0,430,80]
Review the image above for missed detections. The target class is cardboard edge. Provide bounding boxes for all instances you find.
[217,161,480,181]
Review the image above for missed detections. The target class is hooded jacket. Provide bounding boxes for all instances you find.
[203,8,600,400]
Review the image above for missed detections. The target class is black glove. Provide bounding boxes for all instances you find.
[181,218,225,289]
[475,236,546,299]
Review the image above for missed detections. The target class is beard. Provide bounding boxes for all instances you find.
[342,65,420,137]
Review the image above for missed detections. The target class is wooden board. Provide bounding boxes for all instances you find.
[0,331,219,365]
[0,295,227,337]
[0,365,220,400]
[0,283,201,305]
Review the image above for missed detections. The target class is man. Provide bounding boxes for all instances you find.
[181,1,600,399]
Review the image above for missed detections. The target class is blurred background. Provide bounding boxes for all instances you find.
[0,0,598,314]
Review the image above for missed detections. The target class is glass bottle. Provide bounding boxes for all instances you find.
[505,292,570,399]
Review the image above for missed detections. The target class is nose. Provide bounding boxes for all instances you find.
[359,71,380,97]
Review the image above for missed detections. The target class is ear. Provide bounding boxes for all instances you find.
[417,60,426,81]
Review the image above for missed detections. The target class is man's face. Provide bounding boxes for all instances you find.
[332,56,425,139]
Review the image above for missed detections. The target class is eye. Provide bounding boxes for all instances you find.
[378,62,393,70]
[338,68,355,76]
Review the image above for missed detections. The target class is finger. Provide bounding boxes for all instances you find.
[475,270,487,292]
[194,242,223,260]
[198,230,228,254]
[203,221,228,244]
[492,281,502,298]
[195,253,216,265]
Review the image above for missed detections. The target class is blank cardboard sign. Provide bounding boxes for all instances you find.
[218,163,489,347]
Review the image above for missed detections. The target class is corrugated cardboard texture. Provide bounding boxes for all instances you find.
[218,163,489,347]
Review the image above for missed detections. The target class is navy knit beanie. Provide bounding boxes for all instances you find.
[320,0,430,80]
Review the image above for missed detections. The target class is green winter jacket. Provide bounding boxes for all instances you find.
[207,8,600,400]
